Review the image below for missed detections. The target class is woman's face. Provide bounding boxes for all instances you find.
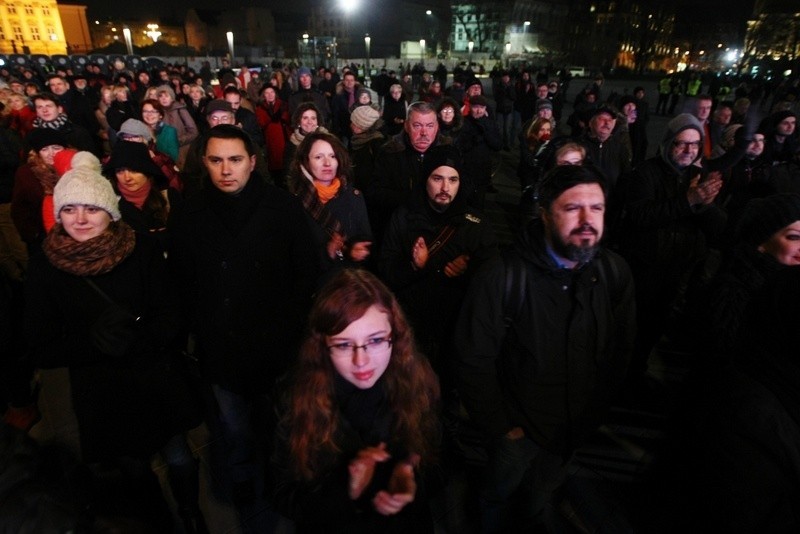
[300,109,318,132]
[157,92,173,108]
[39,144,64,166]
[141,103,162,126]
[358,92,371,105]
[59,204,111,242]
[439,106,455,125]
[307,140,338,185]
[116,169,150,193]
[114,89,128,102]
[189,87,204,102]
[100,88,114,105]
[556,149,584,166]
[327,305,392,389]
[263,87,276,103]
[390,88,402,100]
[759,221,800,266]
[8,95,26,110]
[537,122,552,140]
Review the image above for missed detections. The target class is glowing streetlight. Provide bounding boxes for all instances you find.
[365,34,371,79]
[226,31,234,61]
[122,26,133,55]
[146,23,161,43]
[339,0,359,12]
[505,42,511,67]
[426,9,432,15]
[420,38,426,62]
[468,40,474,66]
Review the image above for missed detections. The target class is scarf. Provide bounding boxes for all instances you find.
[350,130,385,150]
[295,165,342,238]
[313,178,341,205]
[290,125,329,147]
[117,180,152,210]
[29,158,60,194]
[32,113,69,131]
[43,221,136,276]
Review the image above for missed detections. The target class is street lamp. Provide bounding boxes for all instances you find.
[523,21,531,53]
[468,40,474,66]
[420,39,426,63]
[122,26,133,55]
[146,24,161,43]
[226,31,234,62]
[364,34,371,81]
[505,42,511,67]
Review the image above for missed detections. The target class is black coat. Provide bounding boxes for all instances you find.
[173,175,319,395]
[25,235,199,461]
[454,220,635,455]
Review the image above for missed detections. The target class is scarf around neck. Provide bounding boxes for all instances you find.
[43,221,136,276]
[117,180,152,210]
[32,113,69,130]
[295,165,343,237]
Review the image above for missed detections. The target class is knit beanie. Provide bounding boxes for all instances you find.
[660,113,704,166]
[297,67,312,78]
[737,193,800,247]
[27,128,67,152]
[350,105,380,131]
[53,161,121,223]
[536,98,553,111]
[118,118,154,143]
[156,85,176,101]
[421,144,463,179]
[52,149,78,177]
[104,140,166,184]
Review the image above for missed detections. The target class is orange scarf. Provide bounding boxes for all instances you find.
[313,178,341,205]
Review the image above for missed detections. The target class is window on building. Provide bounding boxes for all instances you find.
[7,5,17,14]
[24,4,33,14]
[14,26,23,41]
[31,26,40,40]
[43,6,50,15]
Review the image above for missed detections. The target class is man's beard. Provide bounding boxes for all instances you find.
[548,223,601,264]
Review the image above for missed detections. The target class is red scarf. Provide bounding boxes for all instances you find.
[117,180,152,209]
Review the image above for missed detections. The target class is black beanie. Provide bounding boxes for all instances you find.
[26,128,68,151]
[738,193,800,247]
[421,144,462,180]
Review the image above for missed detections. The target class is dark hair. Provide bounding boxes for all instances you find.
[31,92,60,106]
[289,130,352,187]
[291,102,321,130]
[140,98,165,118]
[201,123,256,157]
[537,163,607,210]
[223,86,242,99]
[284,269,440,480]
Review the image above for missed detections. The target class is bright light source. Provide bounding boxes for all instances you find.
[725,50,737,62]
[340,0,359,12]
[523,21,530,27]
[426,9,432,15]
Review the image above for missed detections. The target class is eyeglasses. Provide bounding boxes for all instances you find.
[208,114,234,123]
[328,336,393,358]
[440,108,454,114]
[672,141,701,150]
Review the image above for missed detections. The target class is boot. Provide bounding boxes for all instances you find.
[168,461,209,534]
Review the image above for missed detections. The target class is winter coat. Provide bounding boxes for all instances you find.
[454,219,635,455]
[162,102,198,168]
[256,99,291,172]
[172,174,319,395]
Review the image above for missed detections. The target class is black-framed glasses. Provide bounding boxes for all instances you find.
[328,336,393,358]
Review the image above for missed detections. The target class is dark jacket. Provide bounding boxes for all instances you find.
[289,88,330,126]
[25,235,199,461]
[456,114,503,194]
[173,174,319,395]
[454,220,635,455]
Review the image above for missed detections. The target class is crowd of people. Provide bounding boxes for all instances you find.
[0,57,799,532]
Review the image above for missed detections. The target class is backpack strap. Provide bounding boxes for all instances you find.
[502,249,527,328]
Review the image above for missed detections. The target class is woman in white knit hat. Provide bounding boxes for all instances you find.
[25,161,207,531]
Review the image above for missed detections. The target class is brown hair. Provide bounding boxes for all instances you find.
[289,130,353,188]
[285,269,440,480]
[525,117,551,151]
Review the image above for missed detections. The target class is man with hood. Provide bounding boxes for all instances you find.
[379,145,497,379]
[454,164,635,532]
[621,113,728,382]
[760,110,797,166]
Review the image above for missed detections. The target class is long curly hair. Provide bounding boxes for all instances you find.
[285,269,440,481]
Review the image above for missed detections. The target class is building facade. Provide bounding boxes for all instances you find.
[0,0,67,55]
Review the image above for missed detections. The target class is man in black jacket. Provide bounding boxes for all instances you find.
[173,125,318,530]
[454,164,635,533]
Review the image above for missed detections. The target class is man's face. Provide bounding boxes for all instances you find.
[747,133,765,158]
[670,129,702,169]
[590,112,616,142]
[502,75,510,84]
[542,183,605,264]
[538,107,553,120]
[695,99,712,122]
[467,84,481,97]
[207,111,235,127]
[34,98,62,121]
[159,70,169,81]
[713,107,732,126]
[203,136,256,195]
[48,77,69,95]
[430,82,441,94]
[224,92,242,111]
[536,85,549,99]
[777,116,796,137]
[299,73,312,89]
[635,89,645,100]
[470,104,487,120]
[426,165,460,211]
[73,78,87,90]
[139,72,150,85]
[405,110,438,153]
[343,74,356,91]
[9,82,23,94]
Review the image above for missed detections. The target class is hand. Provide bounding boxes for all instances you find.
[443,254,470,278]
[505,426,525,440]
[348,443,390,500]
[348,241,372,262]
[372,459,417,515]
[412,237,428,269]
[687,172,722,206]
[327,232,345,260]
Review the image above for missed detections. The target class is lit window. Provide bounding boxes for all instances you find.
[24,4,33,14]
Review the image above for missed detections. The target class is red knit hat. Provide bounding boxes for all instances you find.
[52,149,78,177]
